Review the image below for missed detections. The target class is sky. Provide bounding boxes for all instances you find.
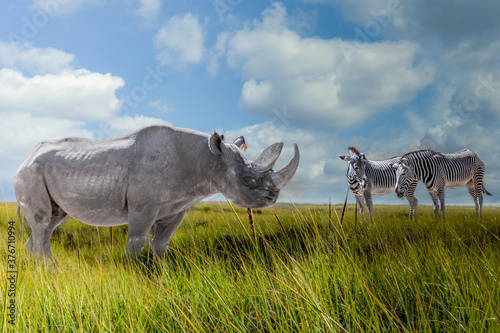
[1,0,499,207]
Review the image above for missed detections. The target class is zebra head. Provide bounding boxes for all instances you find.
[392,158,415,199]
[339,147,368,192]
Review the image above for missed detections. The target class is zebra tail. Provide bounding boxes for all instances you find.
[483,187,493,196]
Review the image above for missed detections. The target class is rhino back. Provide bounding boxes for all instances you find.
[18,125,216,225]
[23,135,136,225]
[126,125,216,205]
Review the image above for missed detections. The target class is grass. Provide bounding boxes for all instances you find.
[1,201,499,332]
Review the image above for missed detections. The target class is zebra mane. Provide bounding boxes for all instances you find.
[401,149,443,159]
[348,146,361,155]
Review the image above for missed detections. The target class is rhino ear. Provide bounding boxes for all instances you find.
[208,132,223,155]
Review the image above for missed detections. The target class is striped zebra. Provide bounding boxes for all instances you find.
[339,147,418,222]
[391,149,492,220]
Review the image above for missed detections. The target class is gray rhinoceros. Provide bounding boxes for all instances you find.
[14,124,300,258]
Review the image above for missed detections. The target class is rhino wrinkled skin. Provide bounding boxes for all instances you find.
[14,125,300,258]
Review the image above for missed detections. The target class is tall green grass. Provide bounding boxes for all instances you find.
[1,201,499,332]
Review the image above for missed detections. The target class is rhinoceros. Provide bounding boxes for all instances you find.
[14,124,300,258]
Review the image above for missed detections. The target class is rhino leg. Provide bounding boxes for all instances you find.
[25,212,67,258]
[17,172,67,258]
[126,206,159,257]
[151,210,187,258]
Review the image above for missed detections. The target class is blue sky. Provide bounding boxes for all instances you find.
[1,0,499,207]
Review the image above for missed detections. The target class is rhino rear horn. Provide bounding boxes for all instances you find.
[233,136,248,152]
[272,144,300,190]
[253,142,284,172]
[233,136,245,147]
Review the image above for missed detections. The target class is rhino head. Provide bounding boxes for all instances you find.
[208,132,300,209]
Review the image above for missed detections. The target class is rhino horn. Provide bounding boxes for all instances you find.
[272,144,300,190]
[252,142,284,172]
[233,136,248,152]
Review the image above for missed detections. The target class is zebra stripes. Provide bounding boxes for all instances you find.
[392,149,492,220]
[340,147,418,222]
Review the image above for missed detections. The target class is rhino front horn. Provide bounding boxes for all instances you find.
[271,144,300,190]
[253,142,284,172]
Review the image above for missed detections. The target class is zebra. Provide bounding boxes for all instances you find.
[339,147,419,222]
[391,149,492,220]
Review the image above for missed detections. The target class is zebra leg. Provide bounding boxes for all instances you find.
[477,192,484,219]
[476,188,484,219]
[428,190,440,222]
[355,194,366,222]
[438,187,446,221]
[405,181,418,220]
[364,191,374,223]
[470,170,486,219]
[466,180,480,218]
[406,195,418,220]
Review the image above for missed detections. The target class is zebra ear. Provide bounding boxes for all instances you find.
[339,155,353,161]
[401,158,409,167]
[360,153,366,159]
[348,146,361,156]
[391,163,399,169]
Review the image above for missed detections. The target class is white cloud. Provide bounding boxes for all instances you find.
[0,68,124,121]
[329,0,500,51]
[0,111,94,198]
[149,100,174,114]
[0,42,75,75]
[0,42,127,200]
[221,2,434,129]
[221,121,340,203]
[207,31,230,76]
[154,13,205,69]
[105,115,170,137]
[0,112,93,159]
[31,0,101,16]
[135,0,161,22]
[217,115,500,205]
[216,120,416,204]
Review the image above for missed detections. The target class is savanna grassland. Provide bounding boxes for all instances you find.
[1,201,499,332]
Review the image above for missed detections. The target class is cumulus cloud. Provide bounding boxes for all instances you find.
[207,31,230,76]
[135,0,161,22]
[0,68,124,121]
[328,0,500,130]
[0,112,95,199]
[0,42,75,75]
[154,13,205,69]
[149,100,174,114]
[0,112,93,159]
[0,42,126,199]
[0,42,124,123]
[105,114,170,137]
[219,118,500,205]
[31,0,101,16]
[327,0,500,41]
[220,2,434,129]
[220,121,341,203]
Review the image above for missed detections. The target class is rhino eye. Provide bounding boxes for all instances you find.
[243,176,254,186]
